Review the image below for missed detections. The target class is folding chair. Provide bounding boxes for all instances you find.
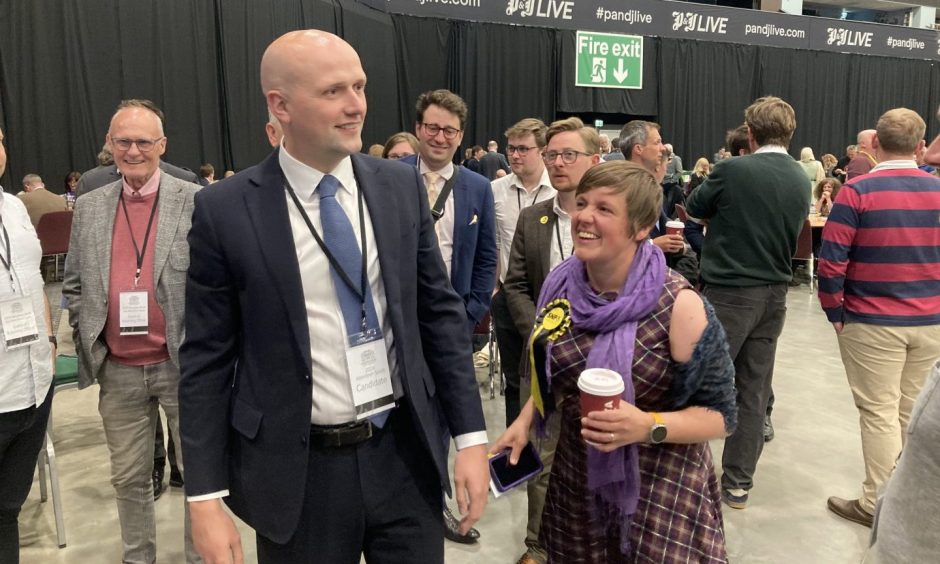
[473,312,502,399]
[35,211,73,281]
[674,203,689,222]
[35,355,80,549]
[792,219,815,290]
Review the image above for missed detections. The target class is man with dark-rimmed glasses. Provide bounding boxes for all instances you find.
[491,118,555,429]
[400,88,497,545]
[503,117,601,564]
[63,98,201,562]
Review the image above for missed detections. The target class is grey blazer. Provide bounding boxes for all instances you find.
[76,161,199,197]
[63,174,199,388]
[503,198,557,338]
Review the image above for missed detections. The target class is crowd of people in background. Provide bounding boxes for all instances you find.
[3,28,940,564]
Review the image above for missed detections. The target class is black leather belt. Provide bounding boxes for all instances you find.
[309,420,374,448]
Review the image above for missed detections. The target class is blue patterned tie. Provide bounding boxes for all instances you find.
[317,175,389,427]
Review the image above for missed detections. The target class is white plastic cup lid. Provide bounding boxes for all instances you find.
[577,368,625,396]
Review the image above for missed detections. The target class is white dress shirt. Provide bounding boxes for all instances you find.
[549,195,574,270]
[283,148,485,445]
[492,169,555,282]
[0,187,52,413]
[279,148,400,426]
[418,159,455,276]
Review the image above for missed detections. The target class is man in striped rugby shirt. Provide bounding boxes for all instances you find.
[819,107,940,528]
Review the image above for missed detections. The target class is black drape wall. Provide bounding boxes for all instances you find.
[2,1,939,191]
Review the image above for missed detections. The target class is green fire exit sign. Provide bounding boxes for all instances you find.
[575,31,643,90]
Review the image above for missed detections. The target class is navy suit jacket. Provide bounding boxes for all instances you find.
[178,151,485,543]
[401,155,497,324]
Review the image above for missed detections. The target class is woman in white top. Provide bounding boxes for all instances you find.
[0,127,55,564]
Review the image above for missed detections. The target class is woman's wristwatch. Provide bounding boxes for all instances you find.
[649,412,668,444]
[48,336,57,347]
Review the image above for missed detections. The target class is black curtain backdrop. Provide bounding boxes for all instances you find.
[450,22,557,150]
[392,15,451,137]
[658,40,761,165]
[2,1,939,191]
[755,48,853,160]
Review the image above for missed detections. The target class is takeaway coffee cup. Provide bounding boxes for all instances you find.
[666,220,684,236]
[577,368,625,417]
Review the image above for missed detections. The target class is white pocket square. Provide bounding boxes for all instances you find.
[469,214,478,225]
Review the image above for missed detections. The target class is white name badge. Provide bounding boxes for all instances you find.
[0,294,40,350]
[345,328,395,420]
[119,290,149,336]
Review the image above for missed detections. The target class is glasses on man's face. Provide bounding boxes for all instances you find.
[387,152,414,160]
[542,149,593,165]
[420,123,461,140]
[506,145,538,156]
[110,137,165,152]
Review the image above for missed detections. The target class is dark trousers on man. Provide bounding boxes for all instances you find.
[704,284,788,492]
[491,288,524,427]
[257,407,445,564]
[0,385,53,564]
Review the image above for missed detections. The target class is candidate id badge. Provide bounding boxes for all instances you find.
[0,294,40,350]
[119,290,149,335]
[345,328,395,420]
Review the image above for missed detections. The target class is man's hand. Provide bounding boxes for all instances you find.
[452,444,489,536]
[189,499,243,564]
[832,322,844,334]
[652,234,684,254]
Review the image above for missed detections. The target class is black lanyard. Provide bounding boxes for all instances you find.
[285,179,369,331]
[0,215,13,290]
[515,184,546,211]
[554,217,567,261]
[119,189,161,286]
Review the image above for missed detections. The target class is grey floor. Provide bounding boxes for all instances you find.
[20,284,872,563]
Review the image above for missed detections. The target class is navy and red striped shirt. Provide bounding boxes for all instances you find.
[818,163,940,326]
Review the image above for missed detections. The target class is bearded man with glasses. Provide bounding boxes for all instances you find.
[63,98,202,562]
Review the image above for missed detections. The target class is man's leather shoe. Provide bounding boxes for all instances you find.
[827,496,873,527]
[169,468,184,488]
[443,507,479,544]
[152,471,166,501]
[763,415,775,442]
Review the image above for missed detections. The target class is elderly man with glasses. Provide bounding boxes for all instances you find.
[63,99,202,562]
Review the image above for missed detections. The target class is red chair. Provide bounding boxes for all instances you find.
[792,219,815,290]
[35,211,73,280]
[674,203,689,222]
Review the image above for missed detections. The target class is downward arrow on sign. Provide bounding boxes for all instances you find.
[613,59,629,84]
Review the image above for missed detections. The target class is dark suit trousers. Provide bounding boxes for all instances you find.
[492,289,524,427]
[257,407,444,564]
[0,384,53,564]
